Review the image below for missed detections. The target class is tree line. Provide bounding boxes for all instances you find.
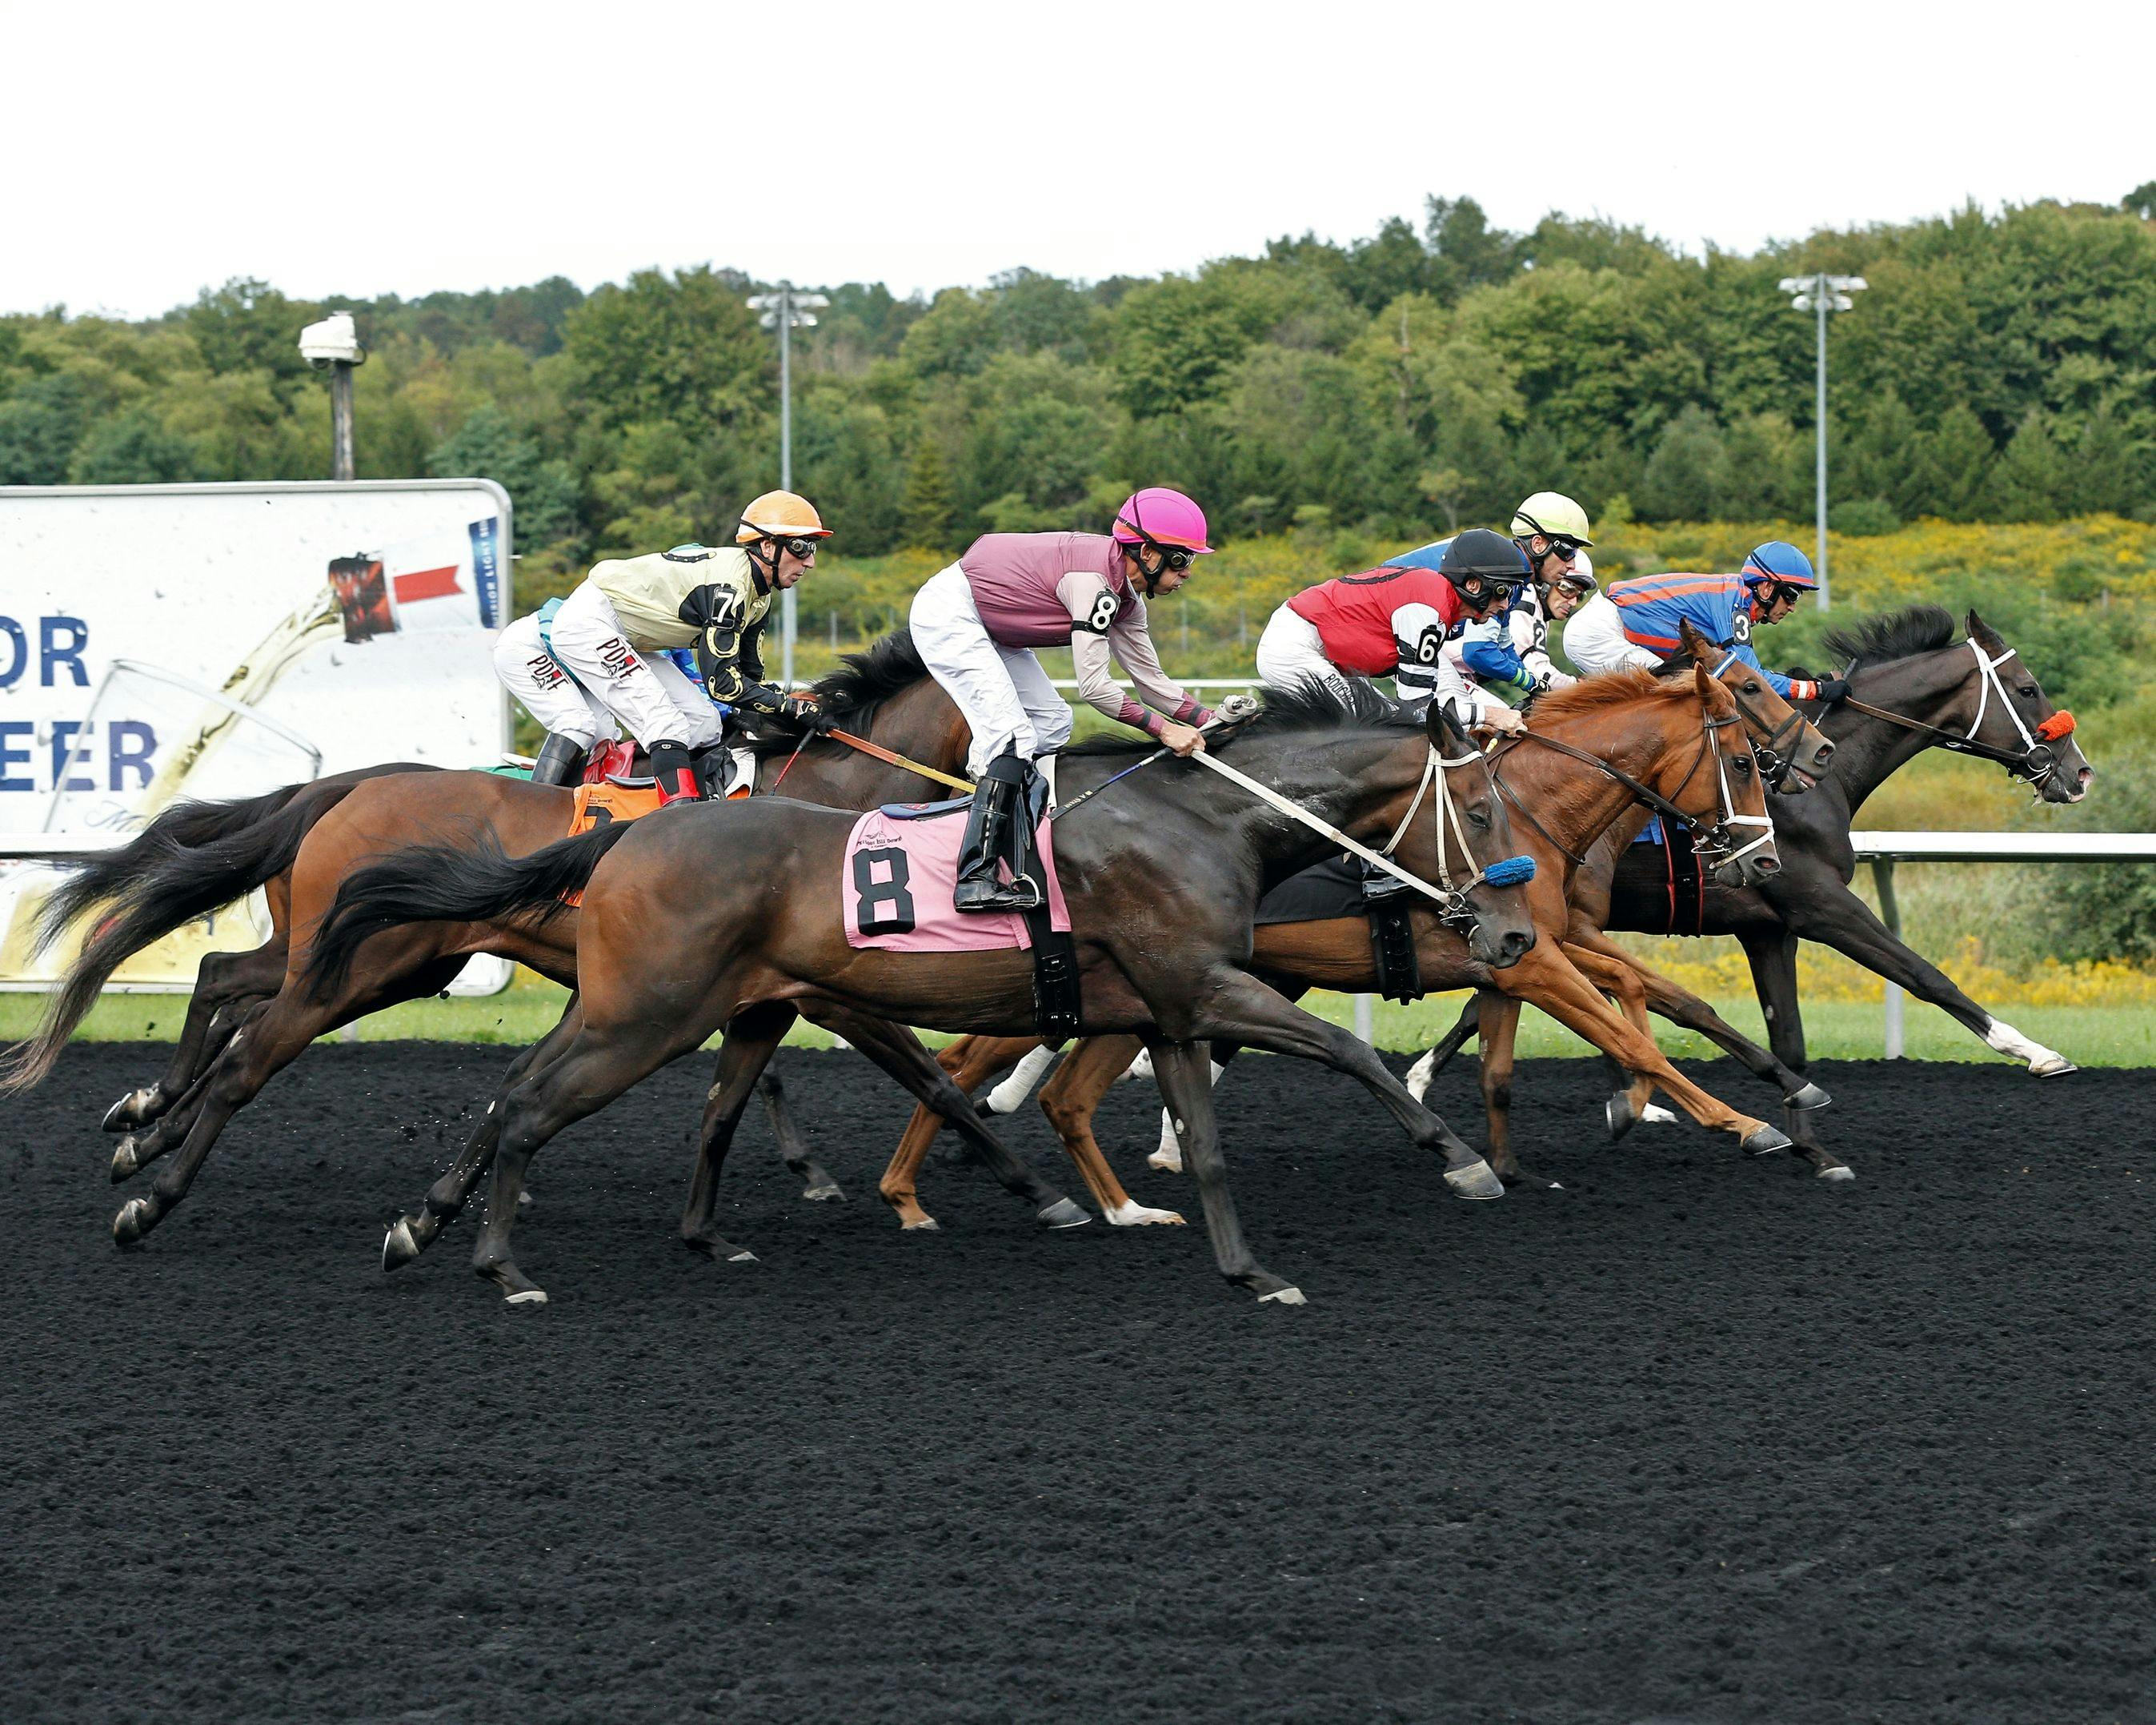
[4,190,2154,576]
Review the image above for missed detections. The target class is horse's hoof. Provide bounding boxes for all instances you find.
[102,1088,157,1132]
[800,1181,845,1202]
[382,1217,421,1272]
[900,1215,940,1232]
[111,1197,154,1247]
[1789,1081,1833,1111]
[1742,1125,1793,1157]
[503,1286,548,1307]
[110,1137,142,1183]
[1037,1197,1092,1230]
[515,1189,535,1210]
[1817,1164,1857,1183]
[1104,1201,1186,1226]
[1257,1284,1308,1306]
[2032,1056,2078,1078]
[480,1262,547,1304]
[1443,1159,1505,1201]
[1605,1094,1637,1141]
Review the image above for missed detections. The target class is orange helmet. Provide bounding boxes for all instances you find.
[736,491,830,544]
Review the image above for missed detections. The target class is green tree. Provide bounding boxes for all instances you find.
[69,408,194,483]
[900,437,957,552]
[1994,411,2069,520]
[561,267,769,436]
[430,404,582,551]
[1637,404,1728,520]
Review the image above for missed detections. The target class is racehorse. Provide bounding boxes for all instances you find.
[876,650,1814,1222]
[327,688,1542,1306]
[4,638,1061,1244]
[1409,607,2095,1177]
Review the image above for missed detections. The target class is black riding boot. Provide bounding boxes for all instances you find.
[954,752,1044,913]
[530,733,587,787]
[651,740,703,804]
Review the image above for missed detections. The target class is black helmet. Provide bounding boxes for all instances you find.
[1438,529,1531,607]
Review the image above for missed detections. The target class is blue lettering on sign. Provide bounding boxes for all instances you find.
[50,721,97,792]
[0,721,31,791]
[109,721,157,791]
[469,516,503,629]
[0,617,26,689]
[40,616,89,686]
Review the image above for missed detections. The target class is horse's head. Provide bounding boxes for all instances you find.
[1676,618,1834,793]
[1963,610,2093,804]
[1415,700,1537,969]
[1673,668,1780,888]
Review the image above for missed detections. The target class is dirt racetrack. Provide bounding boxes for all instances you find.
[3,1041,2150,1724]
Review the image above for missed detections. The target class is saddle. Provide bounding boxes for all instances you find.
[583,740,747,799]
[1255,856,1424,1003]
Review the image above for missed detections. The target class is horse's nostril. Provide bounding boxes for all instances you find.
[1756,856,1781,874]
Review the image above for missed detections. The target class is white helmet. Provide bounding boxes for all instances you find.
[1510,491,1593,548]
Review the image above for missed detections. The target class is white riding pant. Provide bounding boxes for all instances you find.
[909,563,1073,776]
[503,580,723,752]
[1255,604,1359,704]
[493,613,619,748]
[1561,592,1661,678]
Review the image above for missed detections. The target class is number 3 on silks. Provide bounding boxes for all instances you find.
[853,846,916,935]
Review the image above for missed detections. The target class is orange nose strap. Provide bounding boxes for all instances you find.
[2036,711,2076,741]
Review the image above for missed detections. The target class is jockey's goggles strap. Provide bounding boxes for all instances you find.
[1187,748,1469,907]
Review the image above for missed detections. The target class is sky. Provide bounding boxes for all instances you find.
[6,0,2146,320]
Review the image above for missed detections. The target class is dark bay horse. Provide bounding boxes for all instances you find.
[878,656,1816,1222]
[329,688,1542,1306]
[1411,606,2095,1177]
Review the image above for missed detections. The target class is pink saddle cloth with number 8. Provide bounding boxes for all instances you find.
[842,804,1071,953]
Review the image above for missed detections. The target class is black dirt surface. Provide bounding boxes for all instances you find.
[3,1042,2150,1724]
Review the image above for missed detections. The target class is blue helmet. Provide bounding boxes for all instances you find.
[1741,541,1817,591]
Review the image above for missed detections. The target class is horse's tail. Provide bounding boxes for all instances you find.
[0,784,328,1096]
[299,820,639,999]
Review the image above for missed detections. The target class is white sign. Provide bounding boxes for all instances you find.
[0,480,514,990]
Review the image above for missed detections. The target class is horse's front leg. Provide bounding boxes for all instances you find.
[1145,1037,1301,1303]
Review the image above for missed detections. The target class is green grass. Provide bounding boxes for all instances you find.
[8,972,2150,1066]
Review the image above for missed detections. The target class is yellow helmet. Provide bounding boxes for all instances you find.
[736,491,831,544]
[1509,491,1593,547]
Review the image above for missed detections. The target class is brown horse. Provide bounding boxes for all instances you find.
[876,652,1816,1224]
[323,689,1542,1305]
[11,640,1052,1246]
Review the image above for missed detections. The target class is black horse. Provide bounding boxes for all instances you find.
[1411,607,2094,1177]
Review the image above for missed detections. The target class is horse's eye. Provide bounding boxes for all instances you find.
[2019,684,2038,699]
[1469,809,1490,829]
[1744,681,1761,694]
[1734,758,1753,776]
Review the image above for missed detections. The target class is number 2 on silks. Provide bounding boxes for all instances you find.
[853,847,916,935]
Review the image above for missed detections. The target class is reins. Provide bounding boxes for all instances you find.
[1833,639,2074,793]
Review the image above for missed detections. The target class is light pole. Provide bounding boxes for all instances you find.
[745,283,829,690]
[298,312,366,480]
[1777,273,1865,612]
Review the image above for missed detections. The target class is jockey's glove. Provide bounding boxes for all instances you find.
[733,680,790,716]
[1812,677,1851,704]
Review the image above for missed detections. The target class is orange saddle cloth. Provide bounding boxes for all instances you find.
[567,780,665,837]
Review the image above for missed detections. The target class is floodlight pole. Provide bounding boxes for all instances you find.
[747,282,829,690]
[1779,272,1866,613]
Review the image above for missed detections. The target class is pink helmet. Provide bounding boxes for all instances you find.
[1112,487,1214,555]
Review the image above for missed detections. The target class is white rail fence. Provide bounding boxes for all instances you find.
[6,830,2152,1059]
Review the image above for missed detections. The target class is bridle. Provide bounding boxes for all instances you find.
[1703,648,1814,790]
[1373,740,1527,932]
[1835,639,2076,796]
[1494,699,1774,876]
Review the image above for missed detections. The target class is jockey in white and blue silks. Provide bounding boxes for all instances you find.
[1563,540,1849,704]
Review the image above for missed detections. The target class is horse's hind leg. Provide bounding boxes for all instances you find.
[1148,1037,1301,1304]
[877,1034,1040,1231]
[1740,928,1853,1181]
[383,997,586,1271]
[679,1004,797,1263]
[1038,1035,1184,1224]
[104,941,287,1131]
[755,1064,844,1202]
[110,997,273,1182]
[1405,993,1480,1101]
[832,1015,1086,1230]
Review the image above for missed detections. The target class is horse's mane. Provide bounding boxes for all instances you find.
[742,632,929,760]
[1061,676,1415,760]
[1529,668,1691,724]
[1822,604,1958,670]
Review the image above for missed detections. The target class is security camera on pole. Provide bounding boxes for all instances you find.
[745,283,829,690]
[1777,273,1866,612]
[298,311,367,481]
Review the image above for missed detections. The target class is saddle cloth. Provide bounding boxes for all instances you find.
[568,780,664,837]
[843,804,1071,953]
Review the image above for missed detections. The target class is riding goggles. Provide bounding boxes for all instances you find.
[1140,541,1199,572]
[771,536,822,561]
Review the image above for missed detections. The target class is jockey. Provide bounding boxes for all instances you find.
[1253,528,1533,735]
[1563,540,1848,701]
[1435,493,1597,704]
[909,487,1216,913]
[492,491,830,801]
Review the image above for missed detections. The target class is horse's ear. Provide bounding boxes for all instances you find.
[1426,698,1468,750]
[1966,608,2004,652]
[1693,663,1721,707]
[1677,616,1709,661]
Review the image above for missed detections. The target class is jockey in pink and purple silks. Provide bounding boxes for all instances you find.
[909,487,1215,913]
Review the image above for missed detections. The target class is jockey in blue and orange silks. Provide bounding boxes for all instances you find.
[1562,540,1849,704]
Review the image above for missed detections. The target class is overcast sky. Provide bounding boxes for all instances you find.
[6,0,2146,320]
